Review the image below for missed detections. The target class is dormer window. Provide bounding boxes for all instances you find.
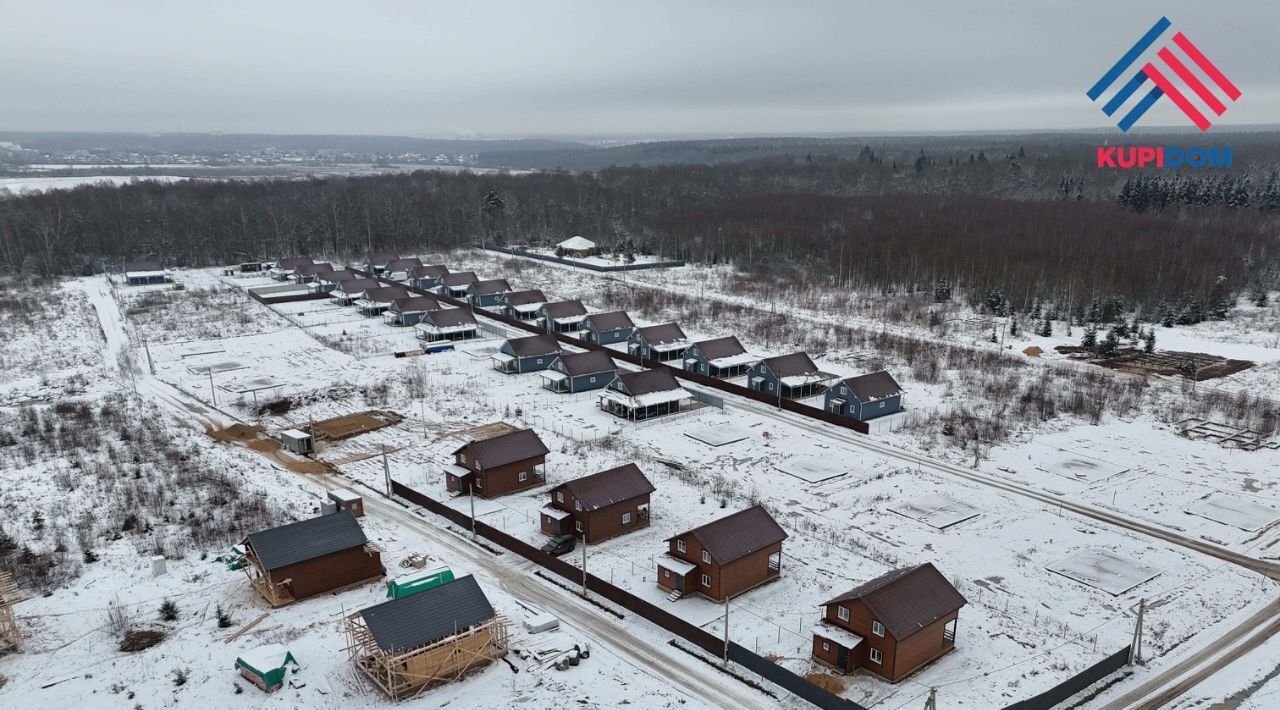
[837,606,850,622]
[676,540,686,553]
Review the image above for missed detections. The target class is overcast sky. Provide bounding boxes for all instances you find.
[2,1,1277,136]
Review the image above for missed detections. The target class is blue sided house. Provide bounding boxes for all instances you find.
[825,370,905,421]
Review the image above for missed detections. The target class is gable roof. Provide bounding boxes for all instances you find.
[694,336,747,360]
[246,510,368,571]
[337,277,382,293]
[410,264,450,279]
[470,278,511,295]
[762,352,820,377]
[423,308,476,327]
[541,300,587,319]
[821,563,966,640]
[503,333,561,358]
[123,259,164,273]
[385,257,423,271]
[273,257,313,270]
[559,464,654,511]
[391,295,440,313]
[318,268,360,283]
[635,323,687,344]
[364,251,399,265]
[585,311,635,331]
[441,271,479,287]
[555,349,616,377]
[614,368,681,396]
[358,574,494,653]
[455,428,549,468]
[361,286,410,303]
[840,371,905,404]
[503,289,547,306]
[674,505,787,565]
[294,262,334,276]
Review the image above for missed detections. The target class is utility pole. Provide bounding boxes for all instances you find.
[924,687,937,710]
[207,367,217,405]
[1130,598,1146,664]
[469,486,477,538]
[722,596,731,665]
[382,448,391,497]
[581,536,588,598]
[142,336,154,375]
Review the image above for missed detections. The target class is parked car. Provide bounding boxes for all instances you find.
[540,534,576,556]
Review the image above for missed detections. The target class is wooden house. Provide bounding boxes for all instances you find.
[683,336,756,378]
[501,289,547,320]
[491,334,562,374]
[538,300,588,332]
[581,311,636,345]
[628,323,690,362]
[383,257,424,280]
[330,277,382,306]
[557,236,596,257]
[268,257,313,281]
[383,295,441,327]
[748,352,837,399]
[405,264,450,289]
[598,369,691,420]
[346,575,509,700]
[541,463,654,543]
[812,563,965,682]
[415,308,478,342]
[825,371,905,422]
[241,510,385,607]
[310,268,361,293]
[123,260,172,285]
[657,505,786,602]
[362,252,400,274]
[437,271,479,299]
[444,428,549,498]
[539,349,617,393]
[355,286,411,316]
[467,278,512,307]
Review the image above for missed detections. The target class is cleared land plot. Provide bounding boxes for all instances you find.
[774,456,850,483]
[1039,455,1130,483]
[1046,550,1161,596]
[685,424,751,447]
[177,343,225,357]
[218,374,287,394]
[185,360,244,375]
[889,493,982,529]
[1187,494,1280,532]
[311,410,403,440]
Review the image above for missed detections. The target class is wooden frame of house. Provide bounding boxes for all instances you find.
[501,289,547,320]
[415,308,478,342]
[580,311,636,345]
[362,252,401,275]
[346,575,509,701]
[289,262,335,284]
[538,300,588,332]
[748,352,838,400]
[825,371,905,422]
[268,257,313,281]
[627,323,690,362]
[467,278,512,308]
[383,295,442,327]
[355,286,411,316]
[309,268,361,293]
[540,463,654,543]
[444,428,549,498]
[329,277,383,306]
[812,563,965,682]
[0,569,23,652]
[598,369,692,420]
[657,505,786,602]
[404,264,450,289]
[682,336,757,378]
[539,349,617,393]
[491,334,562,374]
[436,272,479,298]
[241,510,385,607]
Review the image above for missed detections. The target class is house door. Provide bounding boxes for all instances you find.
[674,572,684,593]
[836,644,849,669]
[828,399,843,414]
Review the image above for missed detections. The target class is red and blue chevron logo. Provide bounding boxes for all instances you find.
[1087,17,1241,132]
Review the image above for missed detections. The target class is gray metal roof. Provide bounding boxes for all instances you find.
[554,350,616,377]
[359,575,495,653]
[541,300,587,319]
[822,563,966,640]
[840,371,905,404]
[455,428,549,469]
[503,289,547,306]
[246,510,368,571]
[559,463,655,511]
[424,308,476,327]
[503,333,562,358]
[761,352,820,377]
[694,336,747,360]
[614,368,681,396]
[635,323,687,344]
[470,278,512,295]
[584,311,634,331]
[675,505,787,565]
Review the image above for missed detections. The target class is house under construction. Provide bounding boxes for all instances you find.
[0,569,23,652]
[345,574,509,700]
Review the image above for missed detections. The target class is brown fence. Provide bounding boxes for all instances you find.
[484,245,686,272]
[247,289,330,306]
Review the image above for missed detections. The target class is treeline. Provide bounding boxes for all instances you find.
[0,160,1276,315]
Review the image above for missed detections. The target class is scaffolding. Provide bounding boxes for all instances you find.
[345,612,510,701]
[0,570,23,652]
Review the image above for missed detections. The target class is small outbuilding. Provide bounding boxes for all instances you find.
[557,236,596,258]
[328,488,365,518]
[824,371,905,422]
[598,369,691,420]
[491,334,562,374]
[580,311,636,345]
[280,428,313,454]
[123,260,172,285]
[234,644,299,693]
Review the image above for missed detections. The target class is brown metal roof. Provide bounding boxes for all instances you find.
[470,278,512,295]
[541,300,588,319]
[455,428,549,469]
[391,295,440,313]
[554,350,616,377]
[364,251,399,265]
[635,323,687,344]
[613,368,681,396]
[762,352,820,377]
[674,505,787,565]
[840,371,905,404]
[584,311,634,331]
[337,277,382,293]
[362,286,410,303]
[294,262,334,276]
[423,308,476,327]
[503,289,547,306]
[385,257,424,270]
[822,563,966,640]
[442,272,479,286]
[123,259,164,272]
[410,264,450,278]
[503,333,562,358]
[694,336,747,360]
[273,257,313,269]
[318,268,360,283]
[558,463,655,511]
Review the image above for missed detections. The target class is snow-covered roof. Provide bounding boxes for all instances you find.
[444,463,471,477]
[600,387,690,408]
[648,340,690,352]
[811,624,864,650]
[657,555,697,576]
[329,488,360,503]
[541,506,572,521]
[539,371,568,383]
[780,373,836,387]
[236,643,296,673]
[416,322,474,334]
[280,429,310,440]
[558,236,595,250]
[125,270,169,278]
[490,353,516,364]
[512,302,542,313]
[708,352,759,368]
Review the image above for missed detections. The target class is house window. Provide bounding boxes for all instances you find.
[837,606,850,622]
[701,550,711,564]
[622,512,632,525]
[872,621,885,637]
[768,382,774,391]
[821,641,830,652]
[459,453,467,464]
[575,500,583,511]
[842,387,848,394]
[589,377,596,383]
[676,540,686,553]
[869,648,884,665]
[518,471,528,482]
[701,574,711,588]
[536,358,544,364]
[663,569,670,578]
[556,491,564,503]
[474,478,483,489]
[575,521,583,533]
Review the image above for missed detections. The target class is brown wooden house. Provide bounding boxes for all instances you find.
[812,563,966,682]
[445,428,549,498]
[657,505,786,601]
[242,510,385,607]
[540,463,655,543]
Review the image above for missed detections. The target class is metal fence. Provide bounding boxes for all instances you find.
[1000,647,1131,710]
[484,245,686,272]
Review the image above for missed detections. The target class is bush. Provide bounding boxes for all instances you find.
[171,667,189,687]
[159,598,179,622]
[118,629,165,652]
[216,605,233,629]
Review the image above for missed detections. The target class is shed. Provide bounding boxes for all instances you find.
[386,566,456,599]
[235,644,299,693]
[557,236,596,257]
[328,488,364,518]
[280,429,313,455]
[123,260,172,285]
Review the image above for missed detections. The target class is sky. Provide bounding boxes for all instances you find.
[1,1,1278,137]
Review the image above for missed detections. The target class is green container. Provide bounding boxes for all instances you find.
[235,645,298,693]
[386,567,455,598]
